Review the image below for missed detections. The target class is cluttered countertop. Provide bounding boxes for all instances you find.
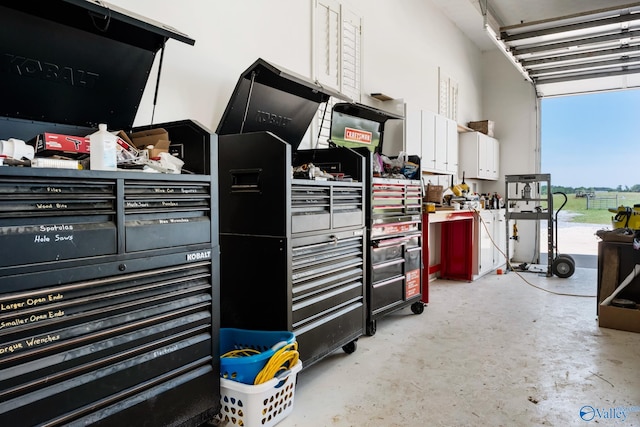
[423,172,504,216]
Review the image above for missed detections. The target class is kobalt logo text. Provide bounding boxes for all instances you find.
[3,54,99,88]
[256,110,292,128]
[187,251,211,261]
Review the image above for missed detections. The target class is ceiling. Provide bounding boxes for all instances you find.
[431,0,640,97]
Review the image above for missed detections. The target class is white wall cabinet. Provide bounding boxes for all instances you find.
[459,131,499,180]
[407,109,458,175]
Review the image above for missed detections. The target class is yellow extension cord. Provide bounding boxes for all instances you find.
[221,342,300,385]
[253,342,299,385]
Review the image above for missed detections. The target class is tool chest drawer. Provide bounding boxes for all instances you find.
[124,180,212,251]
[291,181,364,234]
[0,260,216,426]
[291,235,364,325]
[372,258,405,283]
[0,169,219,426]
[0,172,214,264]
[371,276,405,312]
[372,179,422,215]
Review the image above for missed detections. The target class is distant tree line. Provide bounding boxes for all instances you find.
[540,185,640,195]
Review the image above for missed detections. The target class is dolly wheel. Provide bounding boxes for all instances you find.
[552,255,575,278]
[342,340,357,354]
[411,302,425,314]
[557,253,575,266]
[366,320,377,336]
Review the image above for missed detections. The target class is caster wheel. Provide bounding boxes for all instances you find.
[411,301,425,314]
[342,340,357,354]
[552,255,575,278]
[366,320,377,336]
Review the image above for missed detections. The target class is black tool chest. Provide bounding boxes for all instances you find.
[0,2,220,426]
[217,59,367,367]
[329,103,424,336]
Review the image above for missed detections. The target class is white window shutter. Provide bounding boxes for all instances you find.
[341,9,361,102]
[313,0,362,148]
[315,0,341,91]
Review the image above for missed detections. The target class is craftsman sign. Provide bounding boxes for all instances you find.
[344,127,373,145]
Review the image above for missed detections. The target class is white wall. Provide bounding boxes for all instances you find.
[105,0,485,141]
[106,0,315,132]
[480,50,539,262]
[106,0,539,262]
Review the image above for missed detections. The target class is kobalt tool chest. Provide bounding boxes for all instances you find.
[217,58,367,367]
[328,103,424,336]
[0,1,220,425]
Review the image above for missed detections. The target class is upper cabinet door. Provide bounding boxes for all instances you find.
[433,114,448,172]
[445,118,458,174]
[421,110,437,171]
[459,131,499,181]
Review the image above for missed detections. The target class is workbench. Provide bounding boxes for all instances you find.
[423,210,475,283]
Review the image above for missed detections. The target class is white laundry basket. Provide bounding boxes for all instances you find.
[218,360,302,427]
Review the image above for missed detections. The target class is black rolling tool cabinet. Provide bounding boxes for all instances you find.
[217,58,367,368]
[329,103,424,336]
[0,2,220,426]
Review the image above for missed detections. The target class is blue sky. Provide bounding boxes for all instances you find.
[541,89,640,189]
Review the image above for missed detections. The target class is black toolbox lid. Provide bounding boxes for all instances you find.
[330,102,403,153]
[216,58,350,151]
[0,0,194,131]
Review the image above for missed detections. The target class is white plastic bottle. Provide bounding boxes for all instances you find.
[89,123,117,171]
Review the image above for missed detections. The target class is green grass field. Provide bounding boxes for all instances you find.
[551,191,640,225]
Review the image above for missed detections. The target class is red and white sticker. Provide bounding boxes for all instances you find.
[344,127,372,144]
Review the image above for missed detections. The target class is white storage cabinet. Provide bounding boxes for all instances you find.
[459,131,499,180]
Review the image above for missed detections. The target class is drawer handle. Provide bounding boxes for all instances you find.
[373,259,405,269]
[374,237,409,248]
[373,275,404,288]
[230,168,262,193]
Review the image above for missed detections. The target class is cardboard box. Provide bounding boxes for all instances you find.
[468,120,494,137]
[115,130,139,155]
[129,128,170,159]
[28,132,90,159]
[599,265,640,333]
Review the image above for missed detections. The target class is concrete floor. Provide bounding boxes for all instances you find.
[277,267,640,427]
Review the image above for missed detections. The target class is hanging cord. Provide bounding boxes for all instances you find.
[151,40,167,125]
[253,342,300,385]
[315,100,330,149]
[474,208,596,298]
